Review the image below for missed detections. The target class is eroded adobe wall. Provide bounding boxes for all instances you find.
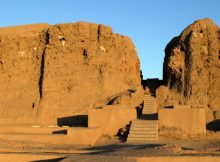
[0,22,141,125]
[161,18,220,122]
[0,24,49,124]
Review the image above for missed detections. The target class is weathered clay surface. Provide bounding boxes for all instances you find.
[162,18,220,121]
[0,22,141,125]
[0,24,49,124]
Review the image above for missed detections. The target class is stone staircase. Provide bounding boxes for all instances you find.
[127,94,158,143]
[142,95,157,114]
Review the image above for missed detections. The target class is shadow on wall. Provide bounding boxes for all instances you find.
[141,78,163,96]
[57,115,88,127]
[206,119,220,131]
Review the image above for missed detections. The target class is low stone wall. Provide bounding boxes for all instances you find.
[158,106,206,138]
[67,127,101,145]
[88,105,137,135]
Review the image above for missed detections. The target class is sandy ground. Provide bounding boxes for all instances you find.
[1,135,220,161]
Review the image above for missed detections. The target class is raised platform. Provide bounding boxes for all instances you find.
[0,125,101,146]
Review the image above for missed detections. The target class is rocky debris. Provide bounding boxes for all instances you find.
[161,18,220,121]
[105,86,145,109]
[0,22,141,125]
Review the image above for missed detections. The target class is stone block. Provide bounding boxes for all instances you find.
[88,105,137,135]
[159,107,206,138]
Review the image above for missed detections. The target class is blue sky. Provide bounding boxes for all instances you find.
[0,0,219,79]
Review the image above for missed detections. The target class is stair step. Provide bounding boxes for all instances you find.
[144,102,155,104]
[131,125,158,127]
[130,125,158,130]
[130,127,157,131]
[129,132,158,136]
[144,104,156,106]
[131,124,157,126]
[144,105,156,107]
[143,106,155,107]
[130,125,158,128]
[131,123,157,126]
[129,132,157,135]
[129,130,158,135]
[131,122,157,125]
[132,120,158,123]
[131,124,158,128]
[128,134,157,138]
[143,105,156,107]
[127,137,157,141]
[127,136,157,139]
[132,122,158,124]
[131,120,158,125]
[131,126,157,129]
[127,140,157,143]
[129,129,157,134]
[130,125,157,129]
[131,122,158,126]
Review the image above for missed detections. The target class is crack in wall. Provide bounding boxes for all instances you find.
[38,30,49,99]
[97,25,101,43]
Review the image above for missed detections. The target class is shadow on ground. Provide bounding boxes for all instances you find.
[79,144,164,155]
[31,156,67,162]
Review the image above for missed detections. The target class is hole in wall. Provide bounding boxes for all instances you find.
[83,49,88,57]
[83,49,89,65]
[32,103,35,109]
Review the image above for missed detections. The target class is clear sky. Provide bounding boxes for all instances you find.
[0,0,219,79]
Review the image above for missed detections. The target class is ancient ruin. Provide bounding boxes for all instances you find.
[0,22,140,125]
[0,18,219,161]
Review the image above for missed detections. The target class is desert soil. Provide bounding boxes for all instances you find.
[1,135,220,161]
